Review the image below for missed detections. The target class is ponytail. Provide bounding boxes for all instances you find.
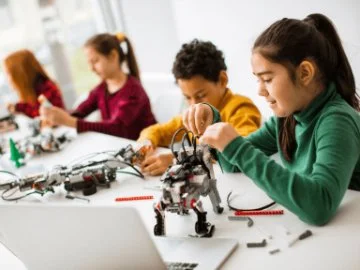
[115,33,141,82]
[85,33,141,82]
[304,13,359,111]
[253,13,359,161]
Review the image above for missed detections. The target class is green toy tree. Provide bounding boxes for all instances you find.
[9,138,24,168]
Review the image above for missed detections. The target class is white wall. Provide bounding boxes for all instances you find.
[119,0,182,122]
[171,0,360,119]
[121,0,180,73]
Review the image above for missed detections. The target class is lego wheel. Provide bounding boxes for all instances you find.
[107,172,116,182]
[82,184,97,196]
[154,224,162,236]
[195,222,201,234]
[64,182,73,192]
[216,206,224,214]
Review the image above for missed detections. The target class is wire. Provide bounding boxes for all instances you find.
[0,170,21,189]
[181,132,190,159]
[227,191,276,212]
[170,128,188,162]
[66,150,116,166]
[66,152,102,166]
[192,134,198,157]
[118,162,144,178]
[117,170,144,178]
[1,188,40,201]
[2,186,18,197]
[0,170,20,179]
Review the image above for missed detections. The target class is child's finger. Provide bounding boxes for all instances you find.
[187,105,198,134]
[194,105,210,135]
[150,167,166,176]
[182,109,190,131]
[143,161,160,174]
[141,155,156,168]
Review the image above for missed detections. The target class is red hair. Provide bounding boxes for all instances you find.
[4,49,51,103]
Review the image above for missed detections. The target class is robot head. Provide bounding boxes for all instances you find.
[162,129,214,186]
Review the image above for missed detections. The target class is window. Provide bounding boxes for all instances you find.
[0,0,99,108]
[0,0,13,30]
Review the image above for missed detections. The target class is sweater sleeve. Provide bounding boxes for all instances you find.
[76,93,144,137]
[211,106,278,172]
[246,117,278,155]
[15,80,66,118]
[219,112,360,225]
[137,115,184,147]
[40,81,65,109]
[226,99,261,137]
[71,89,99,118]
[15,102,40,118]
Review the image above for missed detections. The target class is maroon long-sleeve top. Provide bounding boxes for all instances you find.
[72,76,157,140]
[15,79,65,118]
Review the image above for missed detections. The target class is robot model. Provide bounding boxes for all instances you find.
[0,143,149,199]
[15,118,72,157]
[0,114,18,133]
[153,129,223,238]
[16,95,70,156]
[17,131,71,157]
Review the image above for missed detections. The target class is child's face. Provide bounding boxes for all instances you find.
[251,52,308,117]
[178,73,227,108]
[84,46,119,80]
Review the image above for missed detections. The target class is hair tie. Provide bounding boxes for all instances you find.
[115,32,126,42]
[115,32,128,55]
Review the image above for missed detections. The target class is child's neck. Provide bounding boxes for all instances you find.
[106,70,127,94]
[297,81,326,112]
[215,87,228,110]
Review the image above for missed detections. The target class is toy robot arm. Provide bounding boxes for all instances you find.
[115,143,151,165]
[45,165,68,186]
[0,173,46,192]
[104,158,129,170]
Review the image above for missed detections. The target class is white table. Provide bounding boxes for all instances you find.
[1,131,360,270]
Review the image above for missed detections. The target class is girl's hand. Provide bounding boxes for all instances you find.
[6,103,16,114]
[200,122,239,152]
[40,106,77,128]
[182,103,213,135]
[141,152,174,176]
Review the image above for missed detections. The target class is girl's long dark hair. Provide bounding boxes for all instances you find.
[253,13,359,161]
[84,33,141,82]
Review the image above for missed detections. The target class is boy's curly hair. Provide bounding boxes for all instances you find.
[172,39,227,82]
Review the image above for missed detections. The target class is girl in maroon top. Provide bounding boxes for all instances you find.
[40,33,156,140]
[3,49,65,118]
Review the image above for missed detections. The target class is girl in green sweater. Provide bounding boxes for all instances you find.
[182,13,360,226]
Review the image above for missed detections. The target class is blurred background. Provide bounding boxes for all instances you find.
[0,0,358,122]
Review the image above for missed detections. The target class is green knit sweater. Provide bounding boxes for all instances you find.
[213,83,360,225]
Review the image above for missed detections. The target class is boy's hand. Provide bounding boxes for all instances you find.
[200,122,238,152]
[141,152,174,176]
[40,106,77,128]
[182,103,213,135]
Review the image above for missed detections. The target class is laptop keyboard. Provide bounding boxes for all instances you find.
[166,262,198,270]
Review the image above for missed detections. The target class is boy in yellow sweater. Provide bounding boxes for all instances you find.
[138,39,261,175]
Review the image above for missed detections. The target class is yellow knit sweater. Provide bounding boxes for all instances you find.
[138,89,261,147]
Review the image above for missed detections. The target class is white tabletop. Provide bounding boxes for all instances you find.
[1,130,360,270]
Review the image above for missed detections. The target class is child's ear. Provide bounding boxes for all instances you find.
[109,49,119,62]
[297,60,315,86]
[218,70,228,88]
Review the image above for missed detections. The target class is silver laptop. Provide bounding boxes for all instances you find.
[0,205,238,270]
